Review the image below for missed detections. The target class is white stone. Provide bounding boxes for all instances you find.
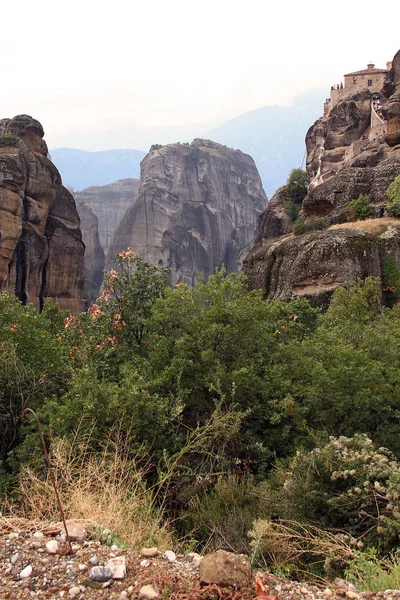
[20,565,32,578]
[164,550,176,562]
[78,564,88,571]
[140,583,159,599]
[11,553,19,565]
[33,532,44,539]
[107,556,127,579]
[345,592,360,599]
[140,559,150,567]
[89,555,98,566]
[8,532,18,540]
[141,547,158,557]
[68,586,81,598]
[323,590,333,597]
[111,544,118,551]
[46,540,59,554]
[119,592,129,600]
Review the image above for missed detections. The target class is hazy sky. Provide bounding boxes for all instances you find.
[2,0,398,151]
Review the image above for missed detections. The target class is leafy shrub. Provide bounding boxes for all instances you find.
[346,195,373,221]
[181,474,261,554]
[256,434,400,554]
[346,549,400,592]
[380,252,400,307]
[0,132,17,147]
[0,293,71,491]
[285,201,301,222]
[386,175,400,218]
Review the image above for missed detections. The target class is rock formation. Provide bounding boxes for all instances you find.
[244,220,400,308]
[75,178,140,254]
[382,50,400,146]
[76,203,105,298]
[244,49,400,306]
[0,115,85,311]
[107,139,267,285]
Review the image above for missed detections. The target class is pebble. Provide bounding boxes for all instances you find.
[140,559,150,567]
[164,550,176,562]
[89,555,98,566]
[111,544,119,551]
[45,540,59,554]
[346,592,360,599]
[33,532,44,539]
[141,547,158,557]
[119,592,129,599]
[140,583,159,599]
[68,586,81,598]
[19,565,32,578]
[11,553,19,565]
[78,563,88,571]
[107,556,127,579]
[90,565,112,582]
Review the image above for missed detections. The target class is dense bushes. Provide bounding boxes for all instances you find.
[346,195,373,221]
[4,254,400,578]
[386,175,400,217]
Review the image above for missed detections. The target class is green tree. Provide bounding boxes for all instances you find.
[286,168,308,204]
[0,293,71,491]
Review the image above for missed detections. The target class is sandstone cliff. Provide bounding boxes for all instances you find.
[75,178,140,254]
[107,139,267,285]
[0,115,85,311]
[76,203,105,298]
[244,49,400,306]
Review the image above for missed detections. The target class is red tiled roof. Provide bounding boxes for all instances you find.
[344,68,388,76]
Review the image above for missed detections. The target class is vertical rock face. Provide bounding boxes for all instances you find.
[0,115,85,311]
[76,203,105,298]
[107,139,267,284]
[243,49,400,306]
[383,50,400,146]
[75,178,140,254]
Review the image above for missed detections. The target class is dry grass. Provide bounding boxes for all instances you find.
[249,519,354,584]
[8,431,174,550]
[330,217,400,236]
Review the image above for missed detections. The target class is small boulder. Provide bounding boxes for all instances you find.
[199,550,251,588]
[107,556,126,579]
[139,583,159,599]
[90,565,112,582]
[46,540,59,554]
[62,522,87,543]
[141,547,158,557]
[164,550,176,562]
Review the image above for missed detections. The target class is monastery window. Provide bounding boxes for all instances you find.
[368,79,372,86]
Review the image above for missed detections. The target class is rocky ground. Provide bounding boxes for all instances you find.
[1,518,400,600]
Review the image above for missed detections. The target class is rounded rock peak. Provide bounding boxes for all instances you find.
[7,114,45,138]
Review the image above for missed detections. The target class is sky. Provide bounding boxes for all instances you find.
[1,0,399,151]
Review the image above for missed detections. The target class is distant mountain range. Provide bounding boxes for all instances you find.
[206,90,325,197]
[50,90,325,197]
[50,148,145,192]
